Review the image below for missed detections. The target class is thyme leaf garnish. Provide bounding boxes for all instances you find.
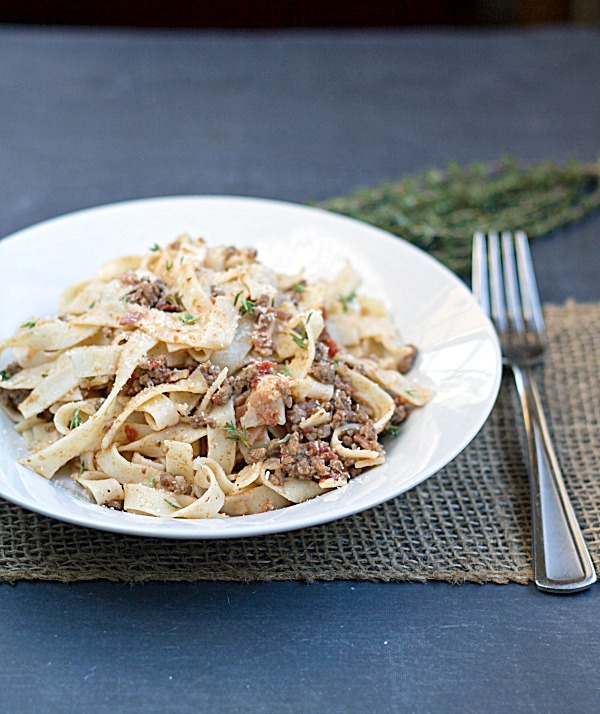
[0,370,10,381]
[69,406,83,430]
[223,420,250,449]
[164,499,181,509]
[21,321,37,329]
[179,312,200,325]
[293,282,305,293]
[165,260,173,271]
[289,312,312,350]
[338,290,357,312]
[234,292,256,316]
[150,243,160,252]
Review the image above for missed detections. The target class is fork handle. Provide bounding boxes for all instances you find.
[512,366,596,593]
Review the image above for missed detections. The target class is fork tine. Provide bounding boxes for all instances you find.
[501,231,525,334]
[488,231,508,335]
[515,230,545,335]
[472,231,490,315]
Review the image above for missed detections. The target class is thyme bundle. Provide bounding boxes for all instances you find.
[317,157,600,276]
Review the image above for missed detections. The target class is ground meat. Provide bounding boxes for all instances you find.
[105,499,123,511]
[125,276,184,312]
[287,399,332,427]
[124,355,190,396]
[331,376,371,427]
[389,395,411,425]
[397,345,418,374]
[232,363,261,395]
[160,472,192,495]
[3,362,22,378]
[125,276,165,307]
[341,421,379,452]
[251,308,276,357]
[310,342,336,384]
[247,446,267,463]
[199,361,222,386]
[272,432,348,483]
[211,378,233,406]
[184,413,217,428]
[0,387,30,411]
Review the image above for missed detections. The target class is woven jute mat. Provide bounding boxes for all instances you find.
[0,303,598,584]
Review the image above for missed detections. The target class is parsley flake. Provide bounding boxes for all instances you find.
[293,283,305,293]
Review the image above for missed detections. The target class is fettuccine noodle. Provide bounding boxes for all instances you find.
[0,235,432,518]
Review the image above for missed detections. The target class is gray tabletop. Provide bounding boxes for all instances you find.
[0,26,599,714]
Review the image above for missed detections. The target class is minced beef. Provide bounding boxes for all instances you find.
[389,395,411,425]
[341,421,379,452]
[271,432,347,484]
[160,472,192,495]
[211,379,233,406]
[0,387,30,411]
[397,345,418,374]
[310,342,336,384]
[0,363,29,410]
[331,376,371,427]
[251,308,276,357]
[125,276,184,312]
[124,355,190,396]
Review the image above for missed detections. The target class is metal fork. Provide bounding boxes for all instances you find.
[472,230,596,594]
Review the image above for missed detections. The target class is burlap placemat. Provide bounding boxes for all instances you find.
[0,303,598,584]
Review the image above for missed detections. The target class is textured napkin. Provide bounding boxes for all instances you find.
[0,303,598,584]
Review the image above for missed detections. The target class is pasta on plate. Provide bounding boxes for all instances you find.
[0,235,432,518]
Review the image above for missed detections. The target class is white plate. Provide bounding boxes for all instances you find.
[0,196,501,539]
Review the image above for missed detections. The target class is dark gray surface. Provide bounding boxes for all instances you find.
[1,581,599,714]
[0,26,599,714]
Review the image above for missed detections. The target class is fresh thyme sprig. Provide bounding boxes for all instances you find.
[233,291,256,316]
[150,243,160,252]
[179,312,200,325]
[317,157,600,276]
[289,312,313,350]
[338,290,356,312]
[69,406,83,430]
[223,420,250,449]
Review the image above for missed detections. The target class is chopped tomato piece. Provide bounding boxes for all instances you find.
[124,425,138,442]
[324,338,339,358]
